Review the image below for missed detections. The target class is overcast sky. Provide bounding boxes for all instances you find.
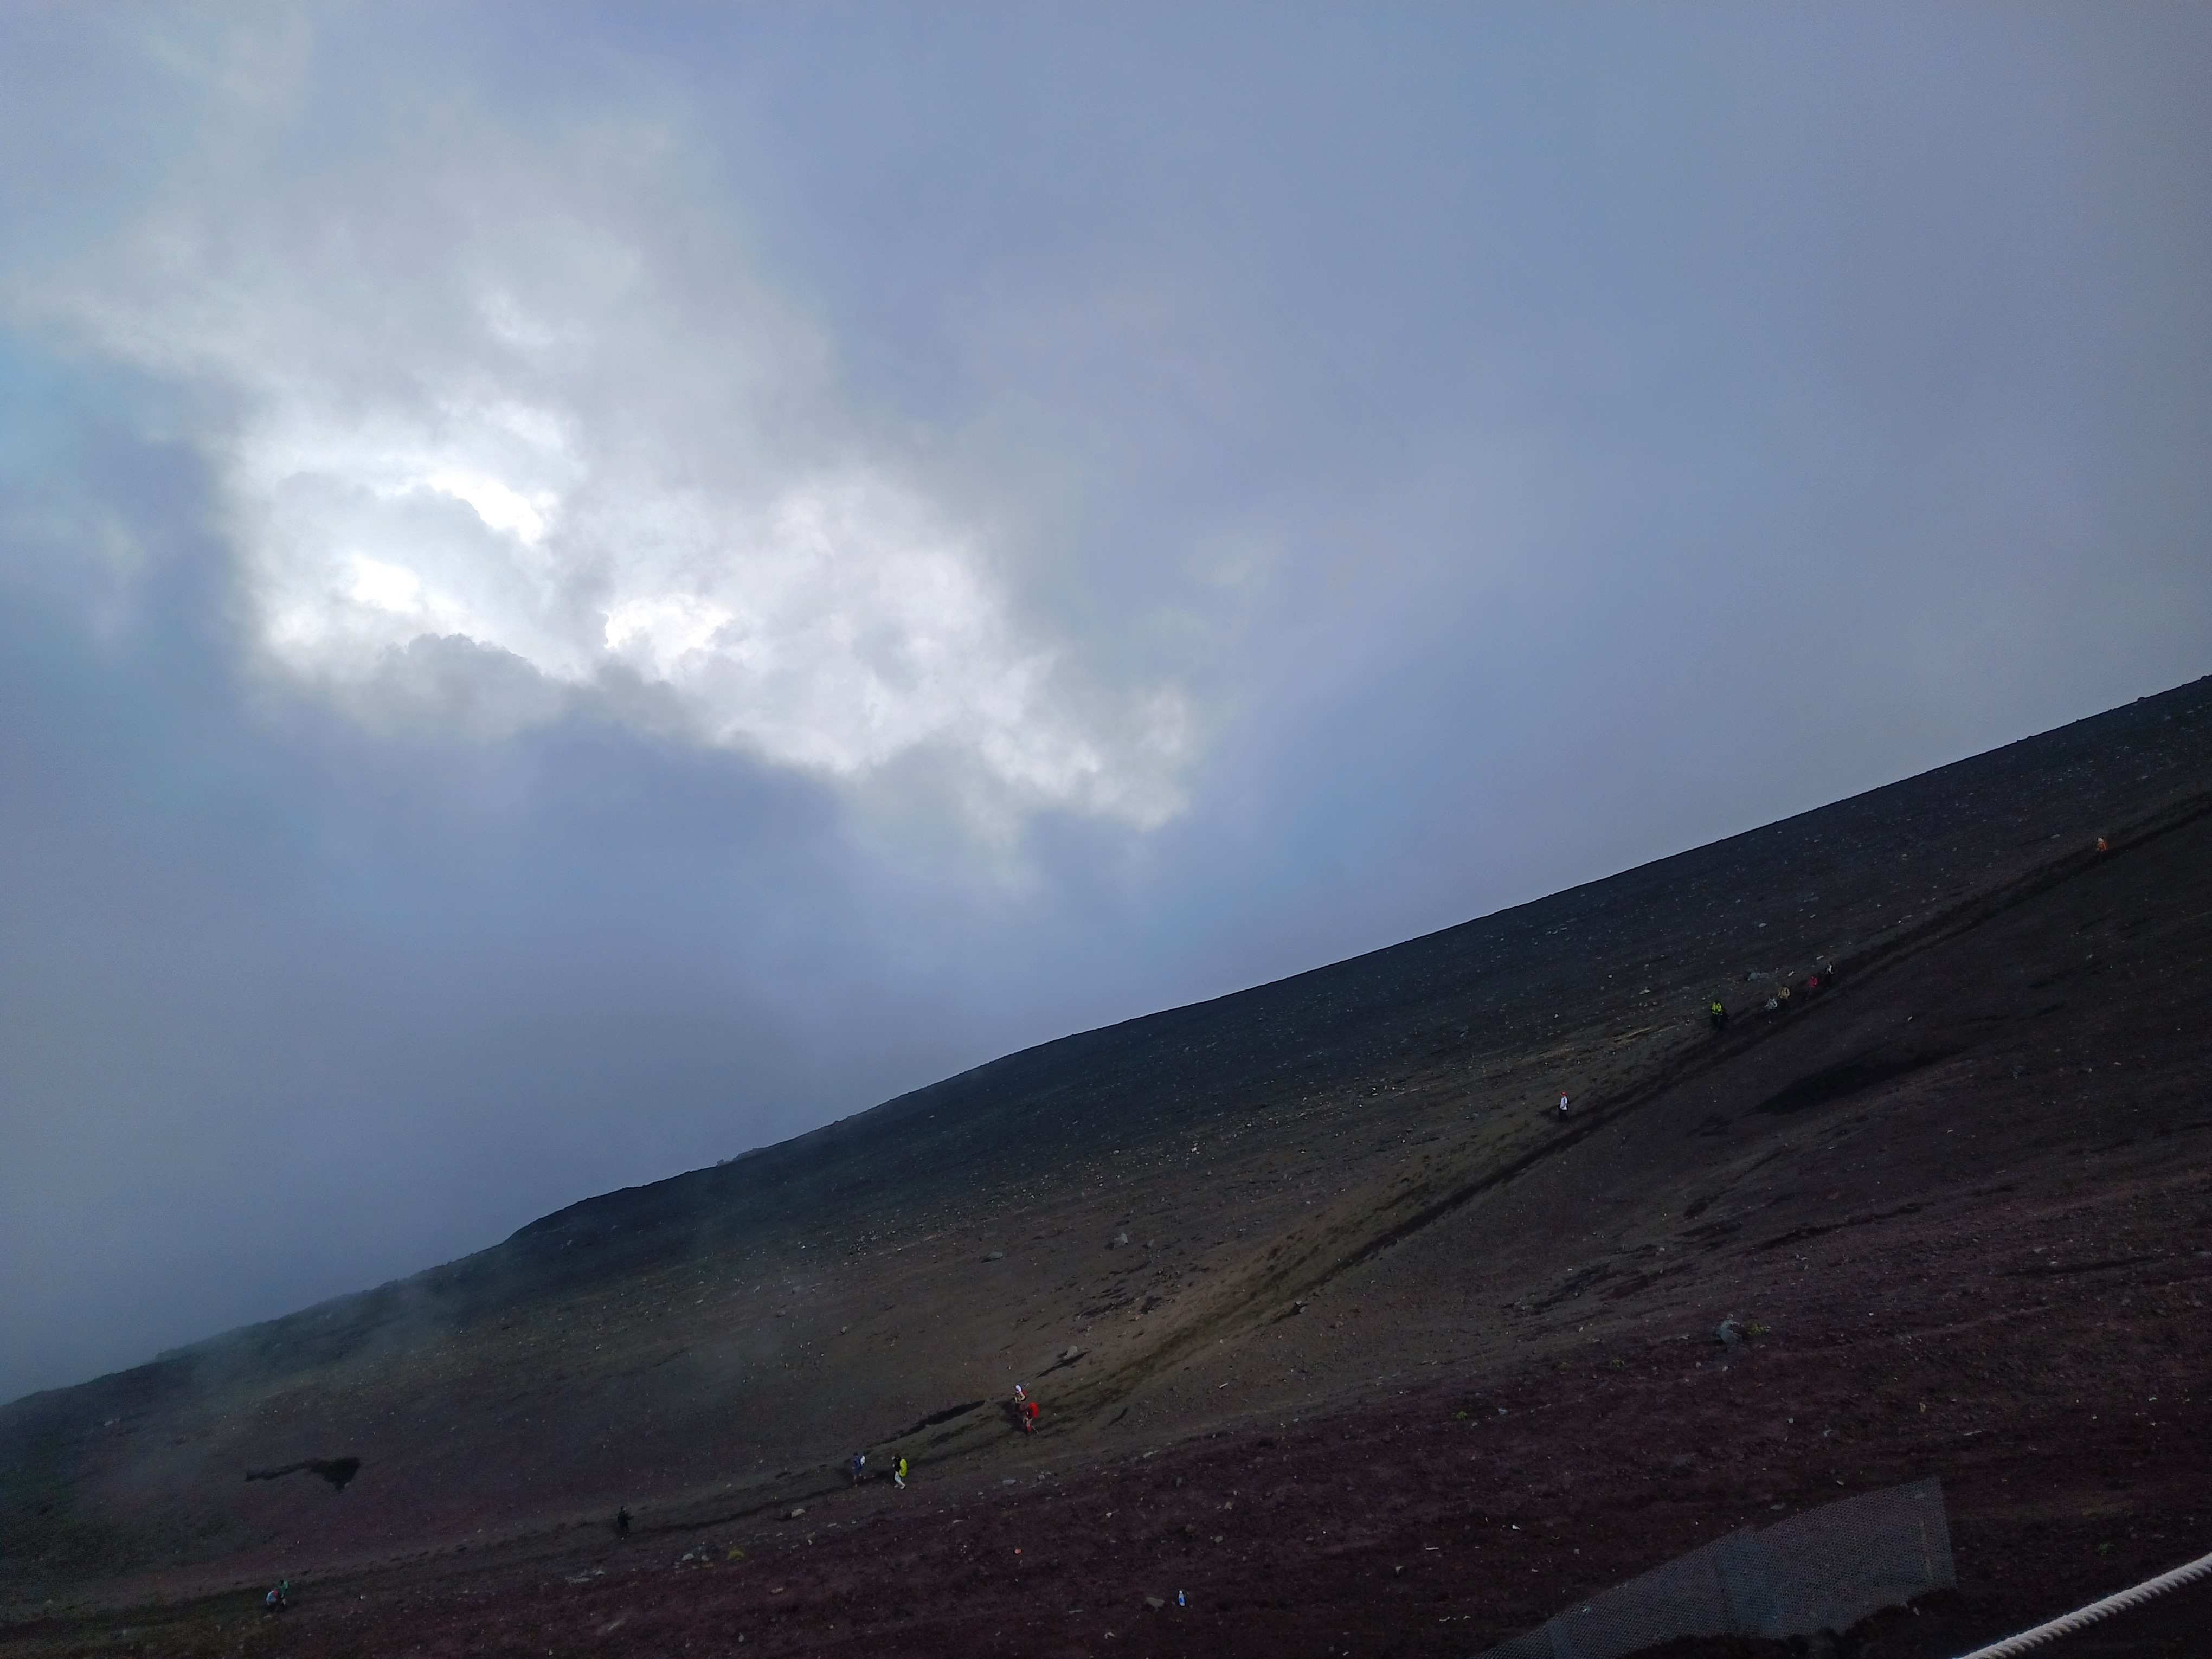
[3,4,2207,1404]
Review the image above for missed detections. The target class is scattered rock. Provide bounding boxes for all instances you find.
[1108,1231,1130,1249]
[1060,1345,1084,1361]
[1144,1595,1165,1610]
[1716,1316,1746,1348]
[787,1507,806,1520]
[983,1250,1005,1262]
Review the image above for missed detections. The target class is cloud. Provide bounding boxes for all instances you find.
[23,42,1188,831]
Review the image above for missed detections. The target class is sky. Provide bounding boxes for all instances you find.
[3,3,2208,1405]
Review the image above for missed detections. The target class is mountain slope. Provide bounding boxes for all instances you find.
[4,676,2210,1658]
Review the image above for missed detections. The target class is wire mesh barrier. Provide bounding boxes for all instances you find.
[1477,1477,1955,1659]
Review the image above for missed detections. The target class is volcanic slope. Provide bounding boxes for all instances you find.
[5,677,2211,1658]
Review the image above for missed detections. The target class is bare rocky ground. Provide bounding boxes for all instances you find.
[4,678,2210,1659]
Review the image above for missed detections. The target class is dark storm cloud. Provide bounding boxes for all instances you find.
[3,4,2208,1403]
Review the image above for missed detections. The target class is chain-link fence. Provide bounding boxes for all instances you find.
[1478,1476,1954,1659]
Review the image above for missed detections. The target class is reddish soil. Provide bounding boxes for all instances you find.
[4,677,2211,1657]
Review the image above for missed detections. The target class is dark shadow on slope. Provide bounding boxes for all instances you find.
[1754,1050,1963,1116]
[889,1400,985,1439]
[243,1457,361,1491]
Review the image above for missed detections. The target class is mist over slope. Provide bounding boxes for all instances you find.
[4,676,2209,1656]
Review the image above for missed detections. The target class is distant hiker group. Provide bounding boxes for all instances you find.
[611,1376,1043,1542]
[849,1449,912,1487]
[842,1448,919,1490]
[840,1384,1036,1499]
[1760,962,1835,1018]
[1709,961,1838,1031]
[1551,959,1840,1123]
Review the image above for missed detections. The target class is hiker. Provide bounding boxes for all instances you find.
[1555,1094,1571,1120]
[1708,998,1728,1032]
[1775,984,1793,1014]
[894,1455,909,1491]
[1802,970,1823,998]
[615,1507,631,1536]
[849,1452,867,1485]
[263,1580,289,1613]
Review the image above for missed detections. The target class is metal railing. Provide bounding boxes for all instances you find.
[1949,1546,2212,1658]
